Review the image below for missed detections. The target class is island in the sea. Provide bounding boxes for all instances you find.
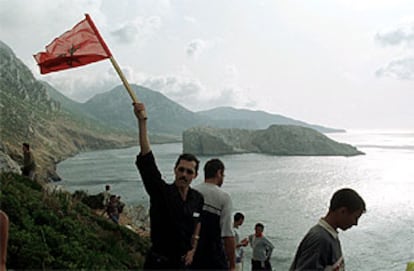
[183,125,363,156]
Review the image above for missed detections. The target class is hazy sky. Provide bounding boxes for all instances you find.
[1,0,413,130]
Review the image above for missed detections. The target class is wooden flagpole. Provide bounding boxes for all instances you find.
[109,56,139,103]
[85,14,146,117]
[109,56,147,118]
[108,56,147,118]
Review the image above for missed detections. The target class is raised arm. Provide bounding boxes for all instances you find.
[133,103,150,155]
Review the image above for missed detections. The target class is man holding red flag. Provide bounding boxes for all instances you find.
[133,102,204,269]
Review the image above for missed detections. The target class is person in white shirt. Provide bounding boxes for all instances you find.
[192,158,236,270]
[234,212,248,271]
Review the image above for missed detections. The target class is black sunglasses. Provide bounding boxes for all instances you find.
[177,167,195,175]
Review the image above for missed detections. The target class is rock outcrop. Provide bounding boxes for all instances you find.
[0,148,21,174]
[183,125,363,156]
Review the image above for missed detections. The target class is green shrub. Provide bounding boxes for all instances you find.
[0,172,150,270]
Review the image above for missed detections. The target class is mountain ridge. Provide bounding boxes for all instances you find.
[0,39,347,182]
[196,106,344,133]
[64,86,344,136]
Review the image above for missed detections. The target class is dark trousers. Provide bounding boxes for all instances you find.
[251,259,272,271]
[144,250,187,270]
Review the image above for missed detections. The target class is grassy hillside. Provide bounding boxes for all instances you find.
[0,172,149,269]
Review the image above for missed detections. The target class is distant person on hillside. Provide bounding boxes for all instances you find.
[116,195,125,214]
[133,102,204,269]
[0,210,9,271]
[248,223,274,271]
[102,184,111,208]
[191,158,236,270]
[234,212,249,271]
[106,195,120,224]
[21,143,36,180]
[289,188,366,271]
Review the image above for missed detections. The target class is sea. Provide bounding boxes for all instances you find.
[57,130,414,271]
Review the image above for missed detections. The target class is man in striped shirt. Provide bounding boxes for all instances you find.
[290,188,366,271]
[192,158,236,270]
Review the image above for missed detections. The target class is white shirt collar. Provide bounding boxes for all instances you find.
[318,218,338,239]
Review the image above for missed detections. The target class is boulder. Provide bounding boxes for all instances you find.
[0,149,21,174]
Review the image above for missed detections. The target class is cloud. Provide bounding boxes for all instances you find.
[140,67,256,111]
[375,21,414,80]
[183,16,197,24]
[0,1,103,33]
[376,57,414,80]
[218,65,257,108]
[213,86,257,109]
[185,38,223,59]
[141,74,204,107]
[375,22,414,46]
[110,16,162,44]
[223,65,239,83]
[44,66,121,102]
[186,39,206,58]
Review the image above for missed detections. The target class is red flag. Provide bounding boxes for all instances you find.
[34,14,112,74]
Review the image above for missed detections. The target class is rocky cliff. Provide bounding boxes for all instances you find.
[0,41,135,181]
[183,125,363,156]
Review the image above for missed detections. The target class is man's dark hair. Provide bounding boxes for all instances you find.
[22,143,30,149]
[329,188,366,212]
[204,158,225,179]
[255,223,264,230]
[234,212,244,222]
[175,153,200,174]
